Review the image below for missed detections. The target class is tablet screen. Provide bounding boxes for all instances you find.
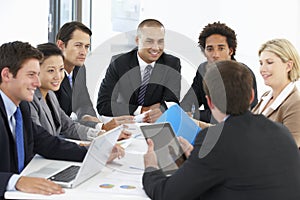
[140,123,187,175]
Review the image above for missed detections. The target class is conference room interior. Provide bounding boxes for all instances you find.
[2,0,300,199]
[2,0,300,106]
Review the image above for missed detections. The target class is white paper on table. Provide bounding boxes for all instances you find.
[117,138,133,149]
[99,115,114,123]
[86,171,148,198]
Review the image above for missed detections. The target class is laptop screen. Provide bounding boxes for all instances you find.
[23,125,123,188]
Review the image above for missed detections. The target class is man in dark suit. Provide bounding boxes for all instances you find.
[143,60,300,200]
[180,22,258,123]
[96,19,181,123]
[55,21,134,130]
[55,21,101,127]
[0,41,88,197]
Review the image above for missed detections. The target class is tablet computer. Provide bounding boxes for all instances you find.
[140,122,187,176]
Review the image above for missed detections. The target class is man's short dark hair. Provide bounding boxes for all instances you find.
[203,60,253,115]
[138,19,164,29]
[137,19,165,37]
[198,22,237,60]
[0,41,43,83]
[56,21,92,46]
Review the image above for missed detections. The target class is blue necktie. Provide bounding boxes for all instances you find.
[14,107,24,173]
[67,75,73,88]
[138,65,152,105]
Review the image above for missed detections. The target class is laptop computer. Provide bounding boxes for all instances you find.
[140,122,187,176]
[23,125,122,188]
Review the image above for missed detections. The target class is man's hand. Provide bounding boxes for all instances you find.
[102,115,134,131]
[141,103,160,114]
[144,139,159,169]
[178,136,194,158]
[107,144,125,163]
[118,129,132,141]
[192,118,213,129]
[15,176,64,195]
[143,108,162,123]
[81,115,101,123]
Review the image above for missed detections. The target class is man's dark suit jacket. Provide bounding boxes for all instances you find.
[143,111,300,200]
[0,96,87,197]
[96,48,182,116]
[55,65,97,127]
[180,61,258,123]
[55,66,79,117]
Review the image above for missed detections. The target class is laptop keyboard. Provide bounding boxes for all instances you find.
[48,165,80,182]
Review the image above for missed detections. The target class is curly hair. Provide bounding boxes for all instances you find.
[198,22,237,60]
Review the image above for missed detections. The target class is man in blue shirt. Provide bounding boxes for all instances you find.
[0,41,122,197]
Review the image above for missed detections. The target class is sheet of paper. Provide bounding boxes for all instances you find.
[117,138,133,149]
[86,171,148,198]
[133,110,151,123]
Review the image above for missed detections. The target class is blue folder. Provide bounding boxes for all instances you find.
[155,104,201,144]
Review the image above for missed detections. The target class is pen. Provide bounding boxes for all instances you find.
[129,166,144,171]
[191,103,195,118]
[134,134,142,138]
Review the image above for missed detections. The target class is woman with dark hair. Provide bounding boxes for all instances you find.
[30,43,132,141]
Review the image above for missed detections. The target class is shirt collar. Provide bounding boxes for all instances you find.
[223,115,230,121]
[0,89,17,119]
[64,69,73,77]
[261,82,295,113]
[137,52,155,71]
[34,88,43,100]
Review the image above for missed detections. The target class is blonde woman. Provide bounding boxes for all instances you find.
[252,39,300,147]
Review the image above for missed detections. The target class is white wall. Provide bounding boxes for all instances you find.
[88,0,300,103]
[1,0,299,105]
[0,0,49,46]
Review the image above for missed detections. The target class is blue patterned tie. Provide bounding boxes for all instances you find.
[14,107,24,173]
[138,65,152,105]
[67,75,73,88]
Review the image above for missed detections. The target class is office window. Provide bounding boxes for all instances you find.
[111,0,140,32]
[60,0,73,25]
[48,0,91,43]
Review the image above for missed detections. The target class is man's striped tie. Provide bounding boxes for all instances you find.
[137,65,152,105]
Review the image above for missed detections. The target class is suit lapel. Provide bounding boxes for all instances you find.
[72,66,80,84]
[253,98,276,117]
[0,95,19,172]
[36,89,57,134]
[0,95,17,142]
[267,87,297,117]
[145,56,167,97]
[0,95,8,123]
[47,92,62,132]
[263,107,275,118]
[61,74,72,97]
[127,51,142,96]
[252,99,263,114]
[19,101,34,171]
